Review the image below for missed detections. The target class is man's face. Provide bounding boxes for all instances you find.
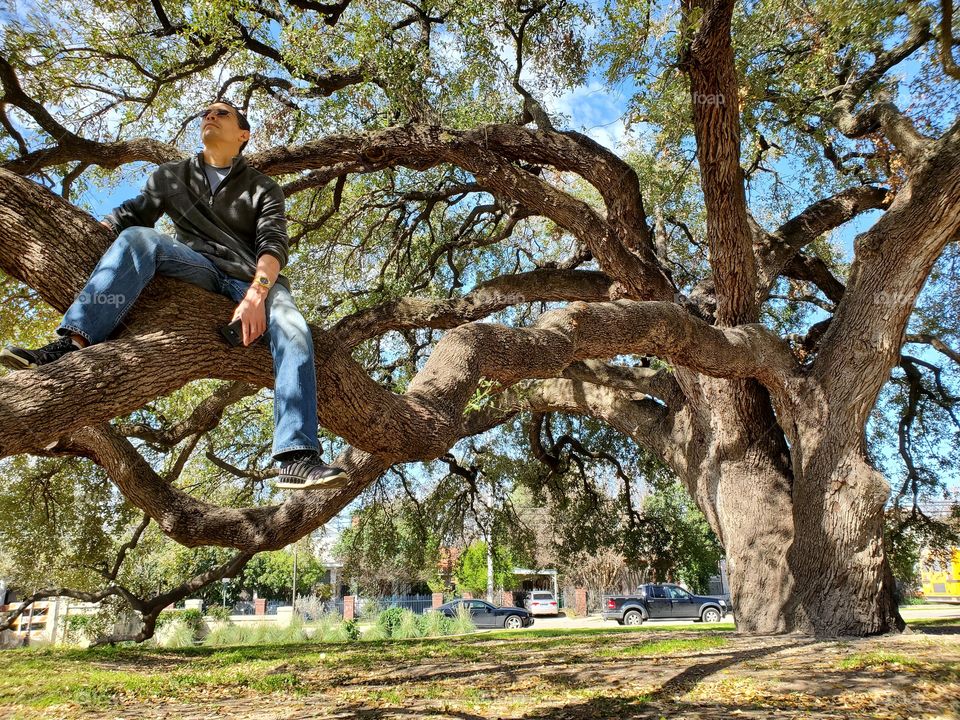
[200,103,250,151]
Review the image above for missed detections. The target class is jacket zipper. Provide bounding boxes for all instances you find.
[201,159,237,207]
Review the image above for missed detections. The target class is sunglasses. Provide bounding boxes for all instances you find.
[200,108,234,120]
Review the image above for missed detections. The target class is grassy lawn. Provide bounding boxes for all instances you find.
[0,621,957,719]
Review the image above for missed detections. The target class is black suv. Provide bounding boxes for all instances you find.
[603,583,728,625]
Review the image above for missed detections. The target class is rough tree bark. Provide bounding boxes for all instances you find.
[1,0,957,638]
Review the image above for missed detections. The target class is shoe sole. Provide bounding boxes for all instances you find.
[274,470,350,491]
[0,348,35,370]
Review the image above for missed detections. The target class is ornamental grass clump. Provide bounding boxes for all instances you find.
[393,608,423,639]
[154,619,196,648]
[312,612,358,643]
[420,610,453,638]
[450,603,477,635]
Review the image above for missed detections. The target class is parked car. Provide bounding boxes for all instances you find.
[524,591,559,616]
[438,599,535,629]
[602,583,728,625]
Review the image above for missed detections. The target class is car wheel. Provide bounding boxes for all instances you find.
[702,607,722,623]
[504,615,523,630]
[623,610,644,626]
[616,619,625,626]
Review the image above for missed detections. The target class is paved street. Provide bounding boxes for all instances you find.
[519,601,960,630]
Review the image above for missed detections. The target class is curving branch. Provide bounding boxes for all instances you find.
[288,0,353,26]
[331,269,616,348]
[55,423,389,551]
[829,20,934,165]
[523,378,676,464]
[117,381,258,447]
[906,333,960,367]
[560,359,683,407]
[814,143,960,419]
[759,185,890,295]
[253,123,674,300]
[781,253,846,305]
[940,0,960,80]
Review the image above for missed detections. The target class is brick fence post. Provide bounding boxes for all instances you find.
[343,595,355,621]
[254,598,267,616]
[502,591,514,608]
[462,592,473,600]
[432,593,444,609]
[575,587,587,617]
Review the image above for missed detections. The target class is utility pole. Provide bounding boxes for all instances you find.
[292,543,299,613]
[486,528,494,603]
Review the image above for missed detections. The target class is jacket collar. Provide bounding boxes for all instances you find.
[192,152,247,172]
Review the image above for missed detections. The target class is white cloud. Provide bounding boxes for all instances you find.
[545,80,630,152]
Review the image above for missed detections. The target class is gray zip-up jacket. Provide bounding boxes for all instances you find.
[105,153,290,286]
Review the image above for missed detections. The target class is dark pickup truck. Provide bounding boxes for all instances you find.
[603,583,728,625]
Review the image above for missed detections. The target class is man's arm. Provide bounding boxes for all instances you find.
[231,254,280,346]
[230,182,290,346]
[101,168,166,236]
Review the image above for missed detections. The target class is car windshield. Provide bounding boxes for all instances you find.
[532,593,553,599]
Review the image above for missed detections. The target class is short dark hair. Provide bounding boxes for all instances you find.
[204,99,251,153]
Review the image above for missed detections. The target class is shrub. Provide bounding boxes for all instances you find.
[376,607,406,637]
[294,595,326,621]
[342,618,361,641]
[272,617,310,644]
[62,614,93,646]
[204,623,252,647]
[360,621,388,642]
[206,605,232,622]
[312,611,355,643]
[156,609,204,637]
[203,620,308,647]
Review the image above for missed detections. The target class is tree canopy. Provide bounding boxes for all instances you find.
[0,0,958,639]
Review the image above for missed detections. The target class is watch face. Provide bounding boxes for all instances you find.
[257,277,270,286]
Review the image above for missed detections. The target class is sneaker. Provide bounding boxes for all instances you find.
[275,453,349,490]
[0,336,78,370]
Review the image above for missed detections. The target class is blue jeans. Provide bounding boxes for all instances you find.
[58,226,319,460]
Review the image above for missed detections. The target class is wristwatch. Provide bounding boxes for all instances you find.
[254,275,272,291]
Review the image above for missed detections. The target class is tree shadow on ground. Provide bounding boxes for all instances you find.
[519,640,819,720]
[912,624,960,635]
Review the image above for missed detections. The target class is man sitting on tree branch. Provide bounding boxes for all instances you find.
[0,100,347,491]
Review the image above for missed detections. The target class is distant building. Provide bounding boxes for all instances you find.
[921,548,960,602]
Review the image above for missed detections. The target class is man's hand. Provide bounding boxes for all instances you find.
[231,287,268,346]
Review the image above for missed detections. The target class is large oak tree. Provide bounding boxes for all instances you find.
[1,0,958,638]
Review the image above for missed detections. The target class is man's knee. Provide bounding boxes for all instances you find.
[269,302,313,349]
[115,227,164,258]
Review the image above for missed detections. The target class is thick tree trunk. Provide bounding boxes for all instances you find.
[675,377,796,633]
[718,453,901,636]
[783,383,904,635]
[677,376,903,636]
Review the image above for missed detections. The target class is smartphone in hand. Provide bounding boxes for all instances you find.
[220,319,245,347]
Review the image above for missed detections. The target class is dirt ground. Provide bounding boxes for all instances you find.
[31,627,949,720]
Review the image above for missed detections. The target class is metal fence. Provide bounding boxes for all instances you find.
[229,600,285,616]
[360,594,434,616]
